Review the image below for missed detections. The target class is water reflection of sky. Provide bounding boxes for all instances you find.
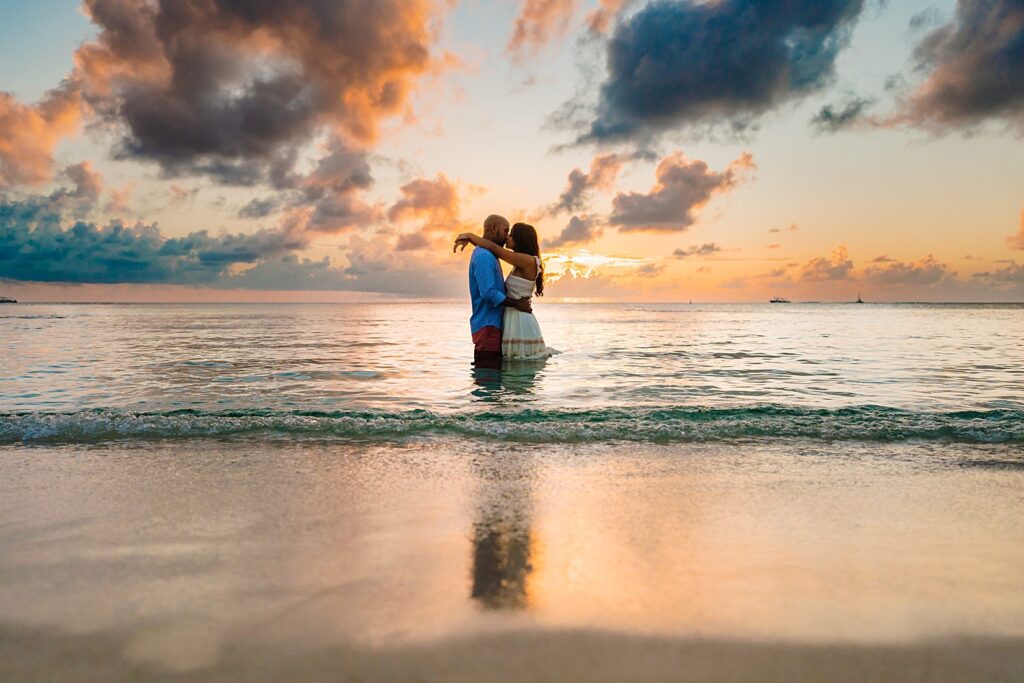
[2,438,1023,665]
[3,302,1024,413]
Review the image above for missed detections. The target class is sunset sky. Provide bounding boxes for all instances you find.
[1,0,1022,302]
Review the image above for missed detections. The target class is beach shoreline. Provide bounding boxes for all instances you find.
[2,437,1022,680]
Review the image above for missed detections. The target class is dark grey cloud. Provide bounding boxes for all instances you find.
[75,0,436,185]
[609,152,754,232]
[811,96,875,132]
[238,197,280,219]
[583,0,865,142]
[548,215,603,247]
[673,243,722,258]
[903,0,1024,131]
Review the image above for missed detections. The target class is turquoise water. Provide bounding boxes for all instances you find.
[2,302,1023,443]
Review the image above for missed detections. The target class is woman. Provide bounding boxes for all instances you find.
[456,222,555,361]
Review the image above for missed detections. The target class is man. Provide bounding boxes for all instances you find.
[459,214,531,368]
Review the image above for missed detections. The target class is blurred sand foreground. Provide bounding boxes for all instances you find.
[3,625,1023,683]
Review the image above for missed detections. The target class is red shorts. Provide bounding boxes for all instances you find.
[472,326,502,368]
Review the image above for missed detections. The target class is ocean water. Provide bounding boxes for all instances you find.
[3,302,1024,680]
[1,302,1023,444]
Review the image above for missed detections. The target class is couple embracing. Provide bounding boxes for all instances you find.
[454,214,556,369]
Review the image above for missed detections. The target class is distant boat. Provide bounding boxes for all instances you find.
[769,297,790,303]
[0,296,16,304]
[855,292,864,304]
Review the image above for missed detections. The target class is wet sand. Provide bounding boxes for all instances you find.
[4,623,1023,683]
[1,438,1023,681]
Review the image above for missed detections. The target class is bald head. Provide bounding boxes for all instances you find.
[483,214,510,246]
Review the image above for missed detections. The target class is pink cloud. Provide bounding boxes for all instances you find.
[0,85,82,188]
[507,0,579,61]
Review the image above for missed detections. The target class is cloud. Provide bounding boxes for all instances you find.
[583,0,865,142]
[1007,209,1024,249]
[388,173,460,229]
[636,262,664,276]
[900,0,1024,132]
[214,255,353,290]
[790,249,957,289]
[548,153,624,216]
[609,151,754,231]
[507,0,579,61]
[586,0,635,34]
[909,8,945,32]
[974,262,1024,284]
[62,162,103,203]
[548,214,603,247]
[168,185,199,206]
[104,183,134,215]
[3,161,107,221]
[811,96,875,132]
[337,233,464,295]
[719,276,750,289]
[65,0,440,186]
[40,162,105,217]
[386,172,478,247]
[395,231,432,251]
[213,239,463,295]
[0,187,461,295]
[290,139,380,234]
[0,84,82,188]
[768,223,799,234]
[673,243,722,258]
[799,244,854,281]
[542,269,623,298]
[861,254,954,285]
[0,196,301,285]
[238,197,280,220]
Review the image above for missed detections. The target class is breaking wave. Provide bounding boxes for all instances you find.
[2,405,1023,445]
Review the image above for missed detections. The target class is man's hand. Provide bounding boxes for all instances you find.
[507,297,532,314]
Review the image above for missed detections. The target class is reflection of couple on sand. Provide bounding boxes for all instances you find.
[454,214,556,369]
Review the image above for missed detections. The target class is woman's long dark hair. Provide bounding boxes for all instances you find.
[510,222,544,296]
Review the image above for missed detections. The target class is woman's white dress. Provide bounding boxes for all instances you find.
[502,257,556,361]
